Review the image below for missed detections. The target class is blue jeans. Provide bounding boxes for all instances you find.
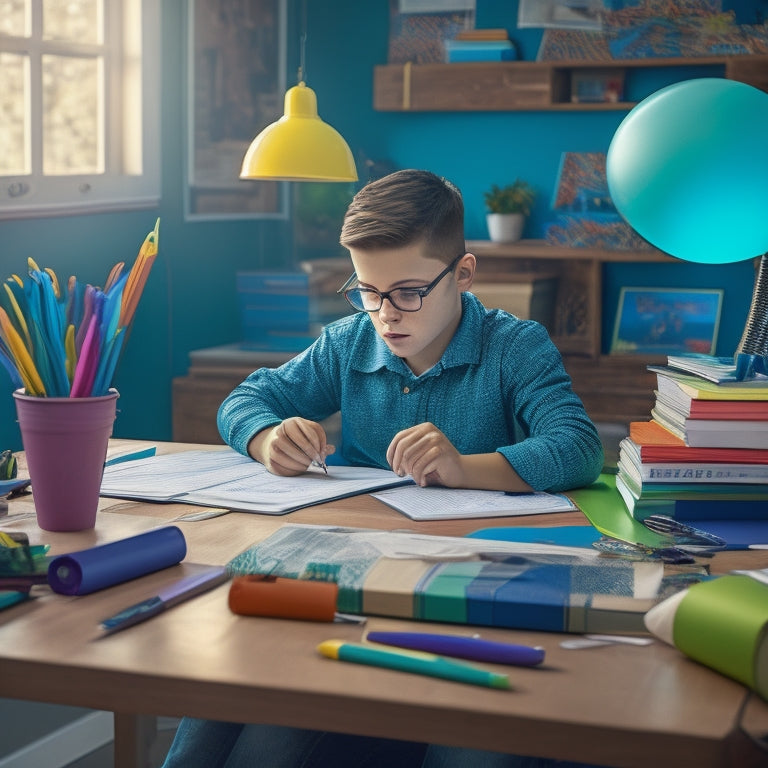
[161,719,596,768]
[160,719,427,768]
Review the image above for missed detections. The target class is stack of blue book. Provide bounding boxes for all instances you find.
[236,272,318,352]
[444,29,517,62]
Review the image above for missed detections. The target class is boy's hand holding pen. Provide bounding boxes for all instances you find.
[250,416,333,476]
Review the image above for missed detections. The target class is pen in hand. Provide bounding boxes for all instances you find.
[285,433,328,474]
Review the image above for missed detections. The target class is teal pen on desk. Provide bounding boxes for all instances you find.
[317,640,511,689]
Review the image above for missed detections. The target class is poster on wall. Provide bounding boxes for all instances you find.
[186,0,287,219]
[518,0,605,30]
[388,0,475,63]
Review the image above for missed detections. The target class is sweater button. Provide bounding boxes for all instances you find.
[403,386,410,394]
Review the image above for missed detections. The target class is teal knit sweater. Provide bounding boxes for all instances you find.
[218,293,603,492]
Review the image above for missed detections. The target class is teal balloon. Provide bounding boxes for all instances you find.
[606,78,768,264]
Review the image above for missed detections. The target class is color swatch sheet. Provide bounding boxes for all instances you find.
[227,524,667,633]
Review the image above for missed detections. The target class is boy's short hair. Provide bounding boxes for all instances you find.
[340,169,465,263]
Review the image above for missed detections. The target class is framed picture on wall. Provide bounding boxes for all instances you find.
[186,0,288,220]
[610,287,723,356]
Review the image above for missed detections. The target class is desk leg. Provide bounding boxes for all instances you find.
[114,713,157,768]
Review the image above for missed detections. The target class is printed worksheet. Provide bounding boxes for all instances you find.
[371,485,576,520]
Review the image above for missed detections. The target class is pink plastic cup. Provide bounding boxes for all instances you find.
[13,389,119,532]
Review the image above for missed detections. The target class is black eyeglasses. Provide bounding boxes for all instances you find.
[338,254,464,313]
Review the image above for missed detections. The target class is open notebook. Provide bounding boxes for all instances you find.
[100,448,411,514]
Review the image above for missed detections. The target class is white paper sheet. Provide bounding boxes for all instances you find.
[371,485,577,520]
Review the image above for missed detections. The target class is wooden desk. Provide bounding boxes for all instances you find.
[1,446,767,768]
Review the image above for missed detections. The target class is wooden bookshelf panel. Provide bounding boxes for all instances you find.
[374,55,768,112]
[374,62,553,111]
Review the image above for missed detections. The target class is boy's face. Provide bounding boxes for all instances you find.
[348,243,474,376]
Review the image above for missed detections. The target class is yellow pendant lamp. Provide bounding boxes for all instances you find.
[240,3,357,183]
[240,80,357,182]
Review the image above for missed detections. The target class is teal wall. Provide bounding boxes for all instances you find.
[0,0,763,450]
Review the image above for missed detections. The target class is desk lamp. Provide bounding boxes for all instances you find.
[239,1,357,182]
[606,77,768,378]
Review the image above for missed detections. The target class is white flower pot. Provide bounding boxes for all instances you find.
[486,213,525,243]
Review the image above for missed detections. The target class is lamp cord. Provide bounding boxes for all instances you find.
[298,0,307,83]
[736,253,768,357]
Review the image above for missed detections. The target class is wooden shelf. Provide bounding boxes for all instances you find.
[171,243,685,433]
[374,54,768,112]
[467,238,674,263]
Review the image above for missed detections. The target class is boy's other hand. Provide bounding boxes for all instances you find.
[251,417,335,476]
[386,422,464,488]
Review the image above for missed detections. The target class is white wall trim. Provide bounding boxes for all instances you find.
[0,711,113,768]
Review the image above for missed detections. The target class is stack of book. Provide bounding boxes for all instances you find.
[616,356,768,521]
[443,28,517,62]
[649,363,768,448]
[236,271,324,353]
[236,262,354,352]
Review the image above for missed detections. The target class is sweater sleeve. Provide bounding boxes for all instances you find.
[496,323,604,492]
[216,330,342,457]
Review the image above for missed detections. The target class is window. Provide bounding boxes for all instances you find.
[0,0,160,219]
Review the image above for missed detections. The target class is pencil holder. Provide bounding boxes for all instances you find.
[14,388,119,532]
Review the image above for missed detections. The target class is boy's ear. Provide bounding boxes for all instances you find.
[456,253,476,290]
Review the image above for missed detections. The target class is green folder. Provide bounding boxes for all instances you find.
[568,473,670,549]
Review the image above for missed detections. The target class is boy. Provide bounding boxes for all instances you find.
[218,169,603,492]
[162,170,603,768]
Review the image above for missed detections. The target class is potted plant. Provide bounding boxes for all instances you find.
[484,180,535,243]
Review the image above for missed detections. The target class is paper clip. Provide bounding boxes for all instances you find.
[592,536,696,565]
[640,516,727,554]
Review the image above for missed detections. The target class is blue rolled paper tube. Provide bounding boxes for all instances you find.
[47,526,187,595]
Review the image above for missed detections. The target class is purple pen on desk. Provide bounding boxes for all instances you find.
[99,566,230,635]
[365,631,545,667]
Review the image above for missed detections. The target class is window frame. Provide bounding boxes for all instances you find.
[184,0,288,222]
[0,0,161,220]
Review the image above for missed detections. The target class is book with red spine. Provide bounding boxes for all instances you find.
[629,421,768,463]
